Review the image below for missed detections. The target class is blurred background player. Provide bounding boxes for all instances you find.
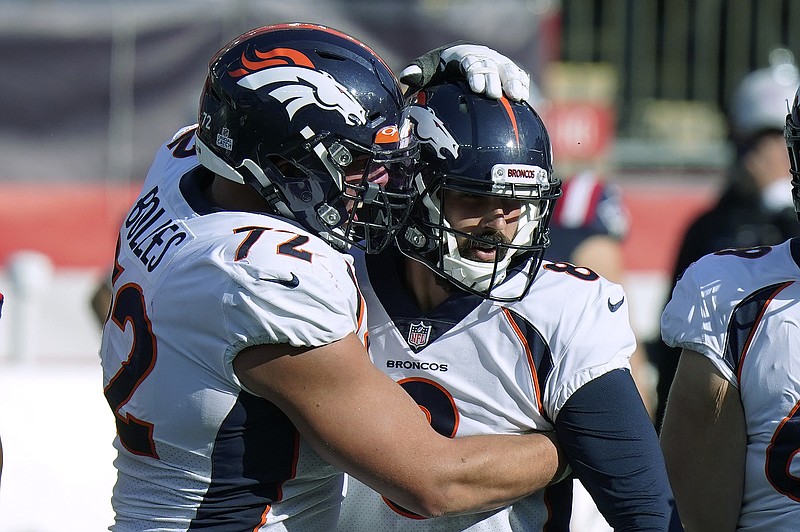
[658,81,800,531]
[99,23,568,530]
[545,167,657,414]
[649,49,800,430]
[337,79,680,531]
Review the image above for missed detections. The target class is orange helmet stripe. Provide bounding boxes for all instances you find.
[237,23,396,81]
[500,96,520,146]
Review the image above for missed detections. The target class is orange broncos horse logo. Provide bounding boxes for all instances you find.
[229,47,368,126]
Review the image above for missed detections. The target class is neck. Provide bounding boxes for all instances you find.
[208,175,271,212]
[403,256,452,313]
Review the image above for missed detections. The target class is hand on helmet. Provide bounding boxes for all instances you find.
[399,43,530,101]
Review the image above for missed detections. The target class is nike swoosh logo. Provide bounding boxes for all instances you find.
[608,296,624,312]
[260,272,299,288]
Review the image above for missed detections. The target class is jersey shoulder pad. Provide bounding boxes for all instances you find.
[661,245,783,358]
[520,263,632,356]
[203,215,362,348]
[520,263,635,415]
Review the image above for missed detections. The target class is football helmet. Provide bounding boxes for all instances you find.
[195,23,418,253]
[400,80,561,301]
[783,84,800,222]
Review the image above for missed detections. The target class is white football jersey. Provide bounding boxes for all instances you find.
[99,126,368,531]
[337,250,635,531]
[661,239,800,530]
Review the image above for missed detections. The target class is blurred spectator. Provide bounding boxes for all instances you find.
[649,48,800,430]
[546,168,662,532]
[546,171,657,413]
[90,274,112,327]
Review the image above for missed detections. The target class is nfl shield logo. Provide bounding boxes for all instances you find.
[407,321,432,349]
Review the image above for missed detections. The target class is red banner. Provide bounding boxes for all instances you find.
[542,102,615,161]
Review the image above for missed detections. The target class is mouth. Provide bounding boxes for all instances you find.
[460,233,509,263]
[467,241,498,262]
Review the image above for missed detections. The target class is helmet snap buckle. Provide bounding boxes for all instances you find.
[405,226,427,248]
[329,142,353,168]
[318,203,342,226]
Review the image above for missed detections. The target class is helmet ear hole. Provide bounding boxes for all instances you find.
[271,157,304,179]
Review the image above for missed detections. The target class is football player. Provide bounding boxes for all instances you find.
[337,79,680,530]
[659,83,800,530]
[99,23,568,530]
[651,54,800,431]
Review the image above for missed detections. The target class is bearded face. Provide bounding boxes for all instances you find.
[442,189,521,264]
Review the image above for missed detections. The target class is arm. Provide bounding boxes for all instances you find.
[555,369,681,531]
[234,333,566,518]
[659,349,746,531]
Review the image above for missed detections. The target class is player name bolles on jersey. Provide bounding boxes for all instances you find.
[124,186,189,273]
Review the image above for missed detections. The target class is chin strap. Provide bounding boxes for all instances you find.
[236,159,294,219]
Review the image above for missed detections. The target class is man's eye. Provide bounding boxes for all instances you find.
[462,193,484,201]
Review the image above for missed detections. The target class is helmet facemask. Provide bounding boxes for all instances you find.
[268,125,419,253]
[784,85,800,223]
[404,165,558,301]
[329,137,419,253]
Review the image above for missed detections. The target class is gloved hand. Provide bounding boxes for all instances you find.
[399,42,531,101]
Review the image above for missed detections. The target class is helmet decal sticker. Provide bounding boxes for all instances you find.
[499,97,520,146]
[231,48,368,126]
[228,47,315,75]
[408,105,459,159]
[216,127,233,151]
[490,164,550,197]
[374,125,400,145]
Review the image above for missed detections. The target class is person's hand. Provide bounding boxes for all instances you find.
[400,43,530,101]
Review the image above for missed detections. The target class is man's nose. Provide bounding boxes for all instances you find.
[367,165,389,186]
[482,201,508,229]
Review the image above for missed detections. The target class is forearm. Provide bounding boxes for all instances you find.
[425,430,565,516]
[235,336,564,518]
[557,369,681,531]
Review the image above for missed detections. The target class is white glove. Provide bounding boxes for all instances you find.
[441,44,530,101]
[399,43,531,102]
